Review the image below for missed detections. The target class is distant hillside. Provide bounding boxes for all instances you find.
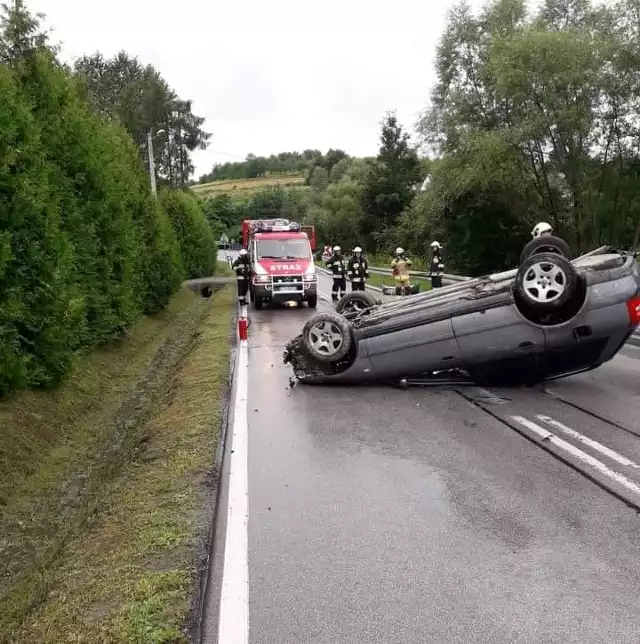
[197,149,349,183]
[192,174,307,196]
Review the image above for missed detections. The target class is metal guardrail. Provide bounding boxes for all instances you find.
[367,266,471,282]
[318,256,472,283]
[316,265,467,293]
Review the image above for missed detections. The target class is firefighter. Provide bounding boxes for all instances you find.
[391,247,412,296]
[348,246,369,291]
[429,241,445,288]
[232,249,251,306]
[532,222,553,238]
[326,245,347,301]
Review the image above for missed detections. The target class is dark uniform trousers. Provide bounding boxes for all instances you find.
[233,260,251,304]
[332,277,346,300]
[348,258,369,292]
[327,256,347,301]
[430,254,444,288]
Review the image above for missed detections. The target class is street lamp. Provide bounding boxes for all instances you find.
[147,128,166,198]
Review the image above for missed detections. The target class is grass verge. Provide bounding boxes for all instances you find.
[215,260,234,277]
[369,253,430,272]
[365,271,432,291]
[0,282,234,641]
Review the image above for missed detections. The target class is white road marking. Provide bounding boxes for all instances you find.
[536,415,640,470]
[511,416,640,497]
[625,342,640,351]
[218,338,249,643]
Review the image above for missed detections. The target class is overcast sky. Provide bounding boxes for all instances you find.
[29,0,485,178]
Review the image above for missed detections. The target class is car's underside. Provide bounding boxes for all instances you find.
[283,241,640,387]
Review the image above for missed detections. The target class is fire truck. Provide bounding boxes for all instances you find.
[300,225,317,254]
[241,218,318,310]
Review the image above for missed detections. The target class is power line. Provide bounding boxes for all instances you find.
[206,150,248,160]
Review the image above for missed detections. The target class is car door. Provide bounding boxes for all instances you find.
[451,299,546,364]
[363,302,462,379]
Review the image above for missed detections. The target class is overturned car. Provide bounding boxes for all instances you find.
[283,237,640,386]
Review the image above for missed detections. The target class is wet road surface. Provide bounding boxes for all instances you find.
[209,271,640,643]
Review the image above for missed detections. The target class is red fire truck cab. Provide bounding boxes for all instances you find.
[241,218,318,310]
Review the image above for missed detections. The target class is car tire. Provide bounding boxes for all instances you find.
[302,311,353,363]
[307,294,318,309]
[253,295,263,310]
[335,291,378,316]
[514,252,578,312]
[520,235,573,264]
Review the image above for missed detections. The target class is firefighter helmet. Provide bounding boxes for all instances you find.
[395,247,404,255]
[531,222,553,238]
[353,246,362,253]
[430,241,441,249]
[333,245,341,252]
[239,248,248,256]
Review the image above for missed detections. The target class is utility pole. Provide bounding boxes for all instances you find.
[147,129,158,198]
[146,128,165,198]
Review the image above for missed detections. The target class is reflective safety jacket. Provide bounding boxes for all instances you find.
[232,255,251,280]
[326,253,347,277]
[391,255,412,280]
[347,255,369,282]
[430,252,445,277]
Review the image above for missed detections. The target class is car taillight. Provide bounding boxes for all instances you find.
[628,295,640,326]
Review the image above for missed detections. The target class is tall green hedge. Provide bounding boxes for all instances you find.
[160,189,217,279]
[0,51,213,396]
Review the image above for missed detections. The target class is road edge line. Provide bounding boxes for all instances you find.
[193,312,238,643]
[217,336,249,643]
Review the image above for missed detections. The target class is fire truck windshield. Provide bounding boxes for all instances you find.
[256,238,311,260]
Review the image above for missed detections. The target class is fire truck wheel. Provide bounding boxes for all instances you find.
[253,295,263,310]
[307,294,318,309]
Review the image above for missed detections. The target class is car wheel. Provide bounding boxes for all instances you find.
[253,295,263,310]
[302,312,353,363]
[519,235,573,264]
[307,294,318,309]
[335,291,378,316]
[515,252,578,311]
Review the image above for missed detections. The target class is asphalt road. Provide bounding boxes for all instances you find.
[206,264,640,643]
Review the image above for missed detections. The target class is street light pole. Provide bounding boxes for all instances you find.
[147,129,158,198]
